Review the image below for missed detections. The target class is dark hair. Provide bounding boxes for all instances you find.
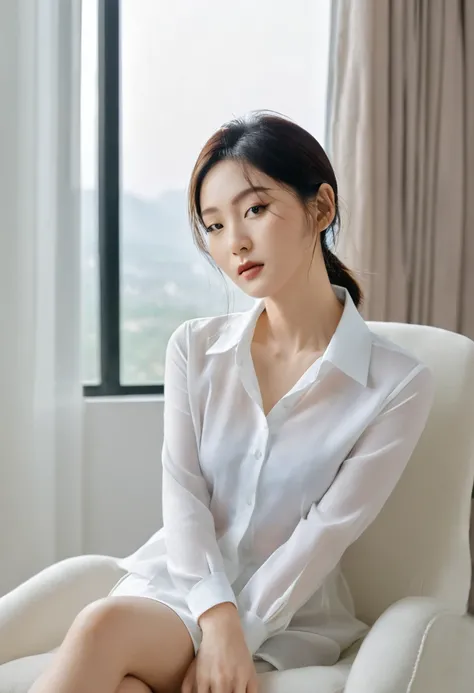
[188,111,363,308]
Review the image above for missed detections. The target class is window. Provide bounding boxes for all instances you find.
[81,0,332,396]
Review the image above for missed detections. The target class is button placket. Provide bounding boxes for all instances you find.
[240,432,268,553]
[246,442,266,506]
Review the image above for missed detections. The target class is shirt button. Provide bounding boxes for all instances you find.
[254,450,262,460]
[246,496,254,506]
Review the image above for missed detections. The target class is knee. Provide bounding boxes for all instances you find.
[68,598,130,649]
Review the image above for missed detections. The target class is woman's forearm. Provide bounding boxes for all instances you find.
[198,602,243,636]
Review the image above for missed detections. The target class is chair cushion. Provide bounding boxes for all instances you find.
[0,649,358,693]
[342,323,474,625]
[0,653,54,693]
[257,651,356,693]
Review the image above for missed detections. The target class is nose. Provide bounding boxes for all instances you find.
[229,220,253,255]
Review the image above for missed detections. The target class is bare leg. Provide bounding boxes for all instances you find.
[116,676,152,693]
[28,596,195,693]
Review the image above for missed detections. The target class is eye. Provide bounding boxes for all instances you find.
[245,204,268,218]
[205,222,223,234]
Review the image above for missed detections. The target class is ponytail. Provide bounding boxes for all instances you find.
[321,233,363,308]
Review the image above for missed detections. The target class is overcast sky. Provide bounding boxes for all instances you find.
[81,0,331,199]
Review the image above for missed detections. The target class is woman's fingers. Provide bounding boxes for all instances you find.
[181,658,197,693]
[246,672,259,693]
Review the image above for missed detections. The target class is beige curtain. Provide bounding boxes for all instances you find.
[328,0,474,338]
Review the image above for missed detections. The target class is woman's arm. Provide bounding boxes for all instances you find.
[161,322,237,624]
[236,364,435,654]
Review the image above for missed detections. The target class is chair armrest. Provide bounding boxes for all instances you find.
[0,555,124,664]
[345,596,474,693]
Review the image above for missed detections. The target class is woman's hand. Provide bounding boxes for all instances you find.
[181,603,258,693]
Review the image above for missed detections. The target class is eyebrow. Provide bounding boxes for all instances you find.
[201,186,271,218]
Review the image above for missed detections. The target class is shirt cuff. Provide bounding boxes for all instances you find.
[239,610,268,654]
[186,572,237,621]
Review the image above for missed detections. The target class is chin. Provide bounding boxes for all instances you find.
[242,287,269,300]
[238,276,283,300]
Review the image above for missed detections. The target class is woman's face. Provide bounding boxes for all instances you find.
[200,160,322,299]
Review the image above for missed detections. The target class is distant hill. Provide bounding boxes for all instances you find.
[80,188,251,384]
[82,187,195,258]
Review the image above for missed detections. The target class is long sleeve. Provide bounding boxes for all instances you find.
[237,364,435,654]
[161,322,237,622]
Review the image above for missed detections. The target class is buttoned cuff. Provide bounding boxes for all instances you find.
[239,610,269,654]
[186,572,237,621]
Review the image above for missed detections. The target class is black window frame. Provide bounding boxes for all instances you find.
[84,0,164,398]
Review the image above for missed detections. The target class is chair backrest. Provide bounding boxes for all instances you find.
[341,323,474,625]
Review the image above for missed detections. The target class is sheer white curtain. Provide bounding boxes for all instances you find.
[0,0,84,596]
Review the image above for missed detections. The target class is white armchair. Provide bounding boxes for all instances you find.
[1,322,473,693]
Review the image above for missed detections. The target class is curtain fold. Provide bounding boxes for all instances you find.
[0,0,84,596]
[328,0,474,338]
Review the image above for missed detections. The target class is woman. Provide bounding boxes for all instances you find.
[28,112,434,693]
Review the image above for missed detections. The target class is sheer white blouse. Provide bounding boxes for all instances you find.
[119,285,434,670]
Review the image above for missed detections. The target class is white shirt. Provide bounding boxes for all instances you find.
[120,285,434,669]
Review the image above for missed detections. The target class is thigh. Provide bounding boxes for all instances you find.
[77,596,195,693]
[109,572,200,653]
[117,675,152,693]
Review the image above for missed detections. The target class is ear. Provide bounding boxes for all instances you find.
[315,183,336,232]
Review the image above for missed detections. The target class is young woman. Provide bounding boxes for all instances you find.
[29,112,434,693]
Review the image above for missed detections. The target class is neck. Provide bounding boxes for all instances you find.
[255,259,344,356]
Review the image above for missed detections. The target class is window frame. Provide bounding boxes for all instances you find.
[84,0,164,397]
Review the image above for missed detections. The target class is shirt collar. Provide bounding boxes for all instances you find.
[205,285,373,387]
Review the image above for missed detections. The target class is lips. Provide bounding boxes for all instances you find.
[238,261,264,276]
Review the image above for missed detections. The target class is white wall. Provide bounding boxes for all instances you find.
[83,398,166,559]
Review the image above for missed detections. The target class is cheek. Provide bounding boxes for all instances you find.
[269,218,308,262]
[207,237,228,270]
